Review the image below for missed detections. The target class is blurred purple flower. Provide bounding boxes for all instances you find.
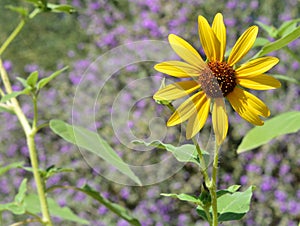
[120,187,130,200]
[261,176,278,192]
[274,190,287,202]
[117,219,130,226]
[24,64,39,73]
[288,200,300,215]
[279,164,290,176]
[246,163,261,174]
[98,205,108,215]
[3,60,12,72]
[226,0,238,9]
[240,175,248,185]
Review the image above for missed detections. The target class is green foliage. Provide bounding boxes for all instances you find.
[0,90,29,103]
[216,185,241,198]
[0,162,24,176]
[273,74,300,85]
[0,179,27,215]
[237,111,300,153]
[24,194,89,224]
[37,66,68,89]
[133,140,210,167]
[76,184,141,226]
[197,186,255,222]
[5,5,28,17]
[161,193,202,205]
[46,3,76,14]
[26,71,39,87]
[254,19,300,58]
[22,165,73,181]
[49,119,142,185]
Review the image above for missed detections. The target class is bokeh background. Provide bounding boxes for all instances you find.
[0,0,300,225]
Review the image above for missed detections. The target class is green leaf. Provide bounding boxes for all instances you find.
[0,203,25,215]
[255,21,277,38]
[17,77,30,88]
[43,165,74,180]
[77,185,141,226]
[0,162,24,176]
[273,74,300,85]
[5,5,28,17]
[49,120,141,185]
[216,185,241,198]
[217,186,254,221]
[132,140,210,166]
[254,26,300,58]
[26,71,39,88]
[24,0,40,4]
[46,3,76,13]
[276,19,300,37]
[197,186,255,222]
[24,194,89,224]
[37,66,68,90]
[253,37,269,48]
[15,179,27,203]
[0,179,28,215]
[237,111,300,153]
[1,91,25,103]
[161,193,201,204]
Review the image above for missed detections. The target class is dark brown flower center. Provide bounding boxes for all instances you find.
[198,61,236,98]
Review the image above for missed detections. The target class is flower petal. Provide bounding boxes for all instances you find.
[167,91,205,126]
[212,98,228,145]
[186,96,211,139]
[154,61,201,78]
[168,34,206,69]
[236,57,279,78]
[212,13,226,61]
[227,26,258,66]
[227,87,270,126]
[198,15,221,62]
[153,80,200,101]
[237,74,281,90]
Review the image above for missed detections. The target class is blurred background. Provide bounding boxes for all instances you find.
[0,0,299,225]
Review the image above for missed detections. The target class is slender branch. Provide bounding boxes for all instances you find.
[0,9,39,56]
[0,20,25,56]
[0,102,13,111]
[35,122,50,132]
[192,137,210,185]
[32,95,38,129]
[0,60,53,226]
[0,87,5,97]
[9,218,41,226]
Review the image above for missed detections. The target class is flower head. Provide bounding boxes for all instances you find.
[153,13,281,144]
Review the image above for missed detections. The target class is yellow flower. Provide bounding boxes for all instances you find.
[153,13,281,144]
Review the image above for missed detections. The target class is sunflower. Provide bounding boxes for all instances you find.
[153,13,281,144]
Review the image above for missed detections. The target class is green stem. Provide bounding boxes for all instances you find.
[208,143,220,226]
[0,87,5,97]
[0,102,12,111]
[0,9,39,56]
[32,95,38,129]
[0,60,53,226]
[192,137,210,185]
[0,20,25,56]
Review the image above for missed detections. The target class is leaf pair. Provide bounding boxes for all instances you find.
[162,185,255,222]
[0,67,68,104]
